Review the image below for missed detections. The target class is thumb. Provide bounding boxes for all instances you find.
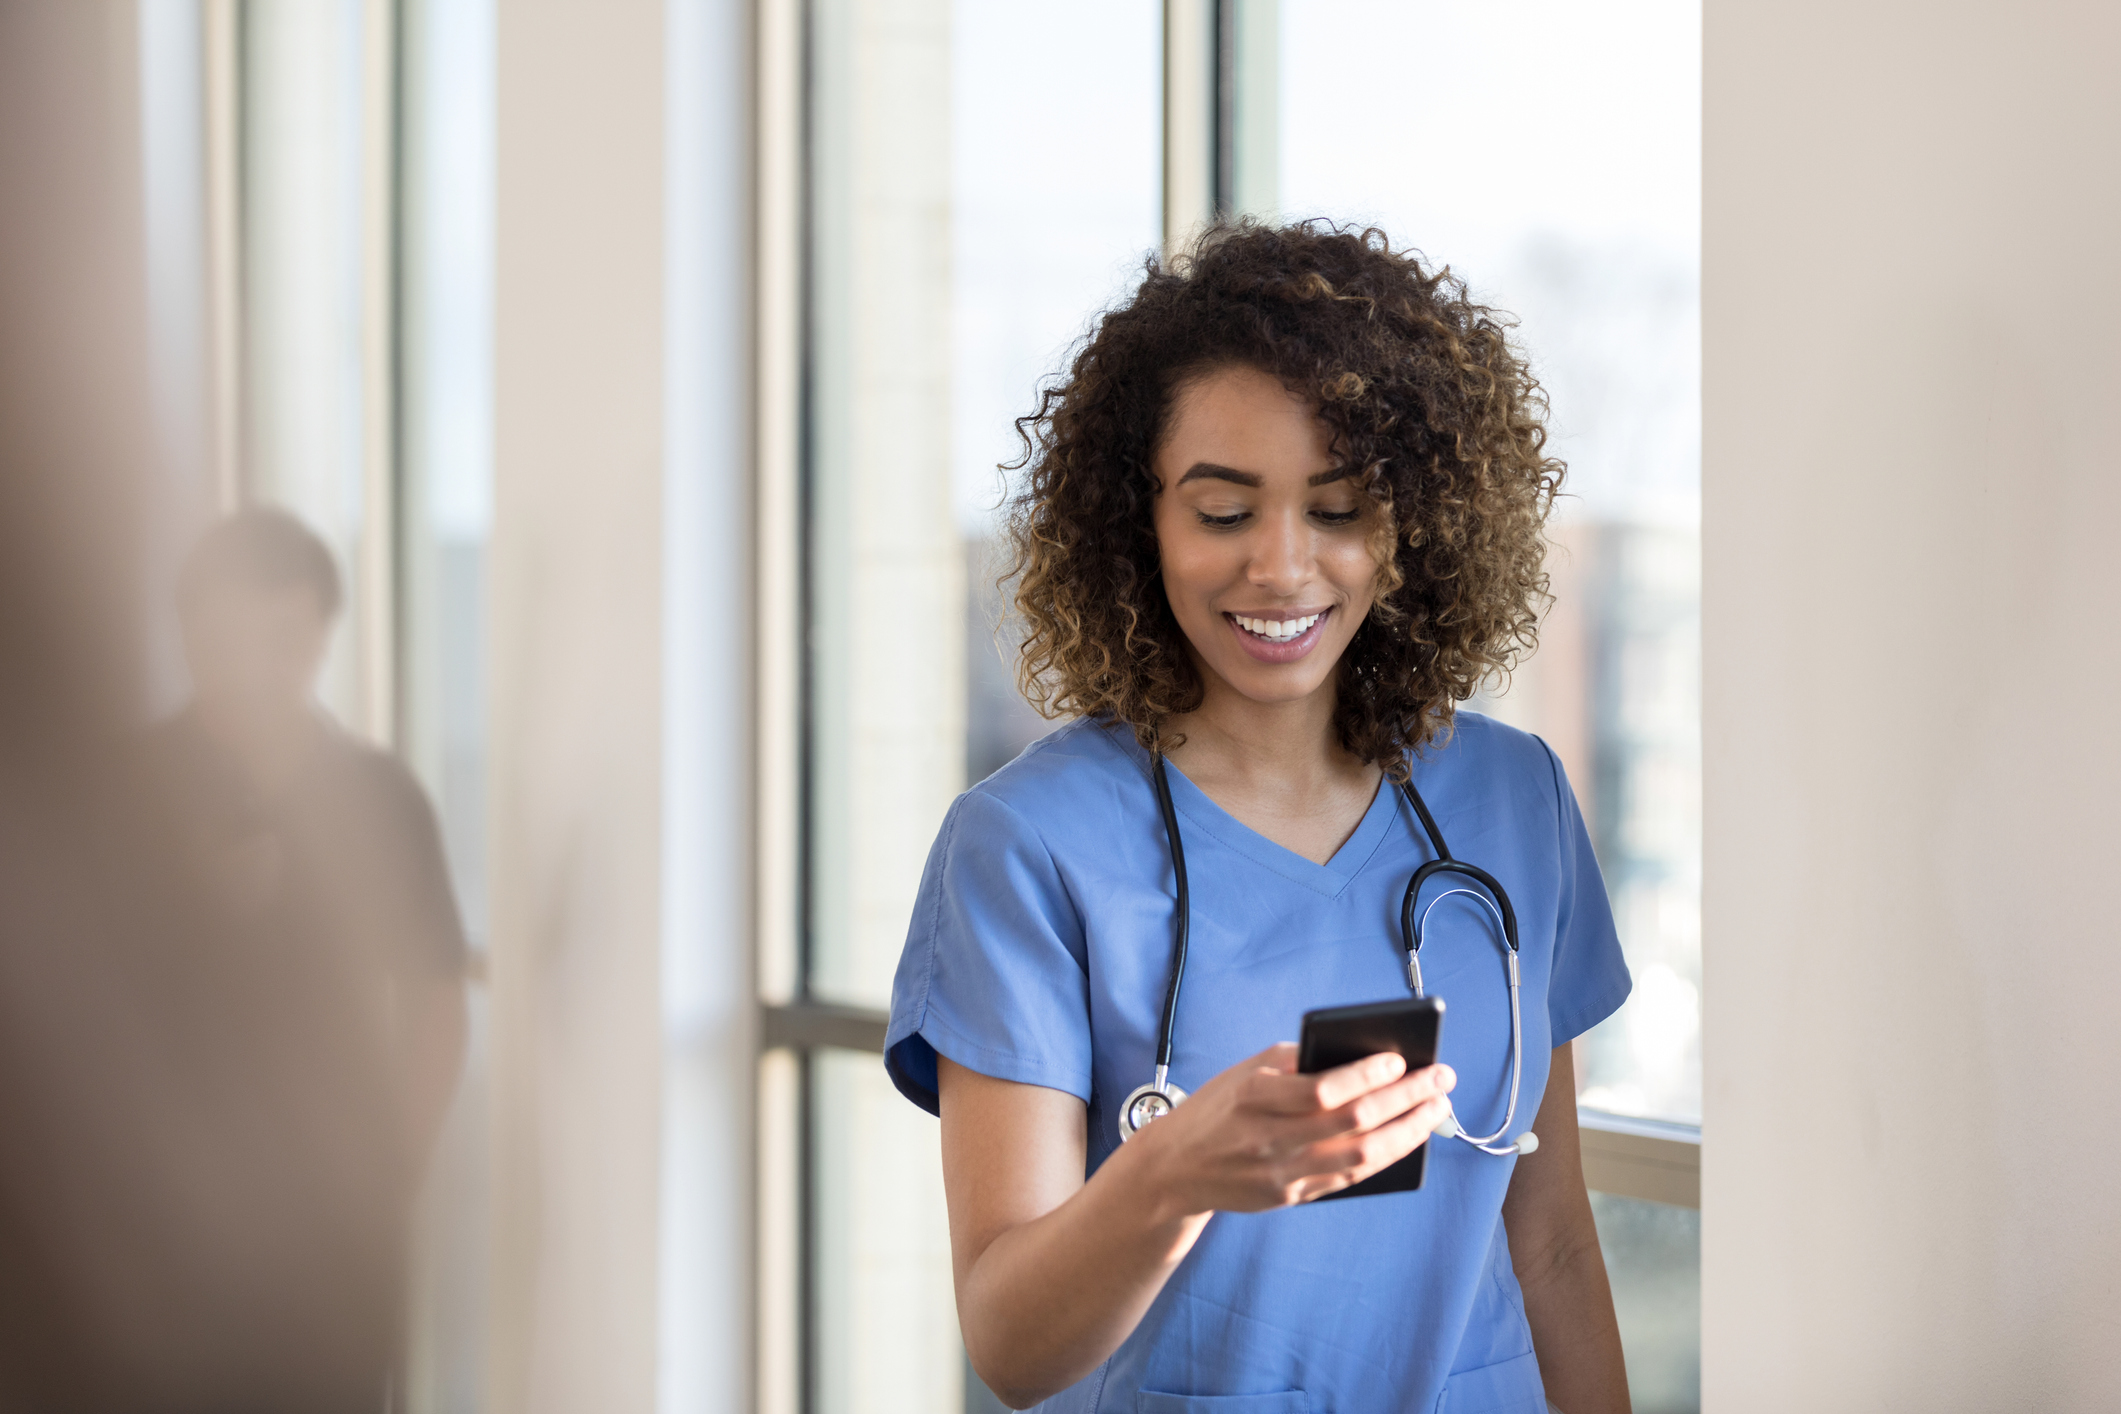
[1247,1042,1300,1074]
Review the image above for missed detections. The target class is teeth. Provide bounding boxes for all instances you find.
[1235,612,1322,642]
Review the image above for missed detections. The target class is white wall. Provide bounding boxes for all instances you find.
[1702,1,2121,1406]
[488,2,753,1409]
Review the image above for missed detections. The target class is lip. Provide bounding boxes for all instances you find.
[1224,606,1333,664]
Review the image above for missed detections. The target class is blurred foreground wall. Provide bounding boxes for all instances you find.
[1703,0,2121,1406]
[486,1,667,1406]
[487,1,754,1410]
[0,2,756,1409]
[0,4,429,1409]
[0,1,153,696]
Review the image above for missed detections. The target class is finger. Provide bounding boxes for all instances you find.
[1292,1095,1452,1183]
[1250,1042,1300,1075]
[1248,1063,1458,1160]
[1345,1096,1453,1175]
[1276,1075,1419,1146]
[1297,1062,1458,1142]
[1293,1168,1358,1203]
[1217,1043,1300,1082]
[1315,1052,1457,1112]
[1314,1051,1412,1109]
[1251,1051,1407,1116]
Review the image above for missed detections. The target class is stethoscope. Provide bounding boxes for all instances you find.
[1116,756,1539,1158]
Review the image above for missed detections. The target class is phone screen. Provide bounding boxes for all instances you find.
[1296,996,1445,1199]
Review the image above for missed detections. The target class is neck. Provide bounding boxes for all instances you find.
[1163,670,1365,796]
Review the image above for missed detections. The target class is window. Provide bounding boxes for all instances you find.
[773,2,1163,1408]
[397,2,497,1408]
[1273,1,1704,1404]
[766,3,1702,1409]
[239,0,397,743]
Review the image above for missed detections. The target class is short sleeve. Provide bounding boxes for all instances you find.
[1538,739,1633,1044]
[884,789,1093,1116]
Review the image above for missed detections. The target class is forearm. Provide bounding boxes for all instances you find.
[960,1136,1210,1408]
[1502,1046,1629,1413]
[1517,1227,1629,1414]
[942,1046,1447,1407]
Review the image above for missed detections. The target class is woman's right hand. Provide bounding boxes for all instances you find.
[939,1048,1453,1408]
[1128,1043,1456,1216]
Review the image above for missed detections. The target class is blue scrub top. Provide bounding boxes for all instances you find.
[886,713,1630,1414]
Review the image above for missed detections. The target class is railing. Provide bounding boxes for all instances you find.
[1578,1109,1700,1208]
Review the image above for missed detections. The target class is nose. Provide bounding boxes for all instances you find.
[1247,505,1313,596]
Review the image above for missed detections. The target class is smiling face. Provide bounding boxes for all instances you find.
[1151,364,1382,714]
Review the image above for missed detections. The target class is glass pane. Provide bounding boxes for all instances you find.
[400,0,495,956]
[241,0,384,737]
[952,3,1165,786]
[803,0,1163,1001]
[810,1049,961,1412]
[398,1,496,1409]
[1278,0,1703,1123]
[806,0,964,1010]
[1591,1192,1701,1414]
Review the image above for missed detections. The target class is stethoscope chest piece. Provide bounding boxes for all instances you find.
[1117,1076,1188,1142]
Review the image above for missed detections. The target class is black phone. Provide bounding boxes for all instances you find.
[1296,996,1445,1200]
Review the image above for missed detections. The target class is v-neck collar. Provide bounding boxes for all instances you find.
[1114,731,1400,899]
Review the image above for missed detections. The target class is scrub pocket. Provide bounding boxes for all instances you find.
[1432,1348,1546,1413]
[1136,1394,1308,1413]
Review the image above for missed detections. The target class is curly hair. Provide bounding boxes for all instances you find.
[1003,220,1562,774]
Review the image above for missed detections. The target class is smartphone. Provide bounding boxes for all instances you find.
[1296,996,1445,1200]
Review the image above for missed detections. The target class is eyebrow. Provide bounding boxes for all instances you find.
[1175,461,1355,488]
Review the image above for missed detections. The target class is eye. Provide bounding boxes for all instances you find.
[1196,509,1249,529]
[1312,506,1364,526]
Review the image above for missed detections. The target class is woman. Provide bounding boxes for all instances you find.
[885,223,1633,1412]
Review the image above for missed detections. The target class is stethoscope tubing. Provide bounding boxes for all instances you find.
[1414,886,1524,1150]
[1148,756,1190,1099]
[1123,756,1529,1155]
